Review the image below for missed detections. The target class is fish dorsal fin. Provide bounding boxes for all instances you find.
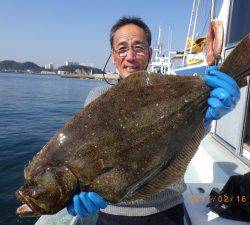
[124,122,205,201]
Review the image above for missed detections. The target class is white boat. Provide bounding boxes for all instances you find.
[149,0,208,75]
[35,0,249,224]
[148,26,172,74]
[172,0,250,224]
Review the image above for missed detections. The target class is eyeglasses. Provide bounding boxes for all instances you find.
[113,43,149,58]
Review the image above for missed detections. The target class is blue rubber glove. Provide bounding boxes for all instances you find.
[67,192,108,217]
[203,66,240,126]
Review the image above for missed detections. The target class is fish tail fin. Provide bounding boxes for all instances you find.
[220,33,250,88]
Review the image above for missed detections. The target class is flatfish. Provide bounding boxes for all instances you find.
[16,34,250,217]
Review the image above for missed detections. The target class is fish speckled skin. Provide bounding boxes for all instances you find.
[16,34,250,217]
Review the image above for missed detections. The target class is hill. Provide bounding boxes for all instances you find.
[58,65,104,74]
[0,60,42,72]
[0,60,104,74]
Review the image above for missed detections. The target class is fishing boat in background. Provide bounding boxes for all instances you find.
[148,26,172,74]
[35,0,249,224]
[149,0,208,75]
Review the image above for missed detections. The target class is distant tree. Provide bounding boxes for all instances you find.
[58,65,104,74]
[0,60,42,72]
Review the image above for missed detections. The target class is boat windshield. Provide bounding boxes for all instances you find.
[227,0,250,45]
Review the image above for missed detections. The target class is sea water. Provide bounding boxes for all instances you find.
[0,73,106,225]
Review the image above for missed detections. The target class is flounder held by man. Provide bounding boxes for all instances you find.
[16,34,250,217]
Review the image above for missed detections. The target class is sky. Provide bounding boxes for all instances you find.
[0,0,213,70]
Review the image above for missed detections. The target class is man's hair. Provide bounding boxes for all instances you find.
[110,16,151,49]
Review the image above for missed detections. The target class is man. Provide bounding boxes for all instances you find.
[67,17,240,225]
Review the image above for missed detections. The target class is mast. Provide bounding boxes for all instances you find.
[156,26,162,58]
[189,0,200,55]
[168,26,173,53]
[182,0,201,66]
[210,0,216,21]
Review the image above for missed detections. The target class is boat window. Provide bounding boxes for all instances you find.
[243,92,250,161]
[215,0,223,18]
[227,0,250,45]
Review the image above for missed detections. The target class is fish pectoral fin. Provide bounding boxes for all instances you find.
[65,159,113,185]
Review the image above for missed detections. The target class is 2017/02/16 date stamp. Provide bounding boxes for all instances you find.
[188,194,248,203]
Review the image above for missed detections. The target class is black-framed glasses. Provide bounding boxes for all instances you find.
[112,43,149,58]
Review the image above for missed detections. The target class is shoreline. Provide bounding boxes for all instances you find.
[0,72,119,81]
[60,73,119,81]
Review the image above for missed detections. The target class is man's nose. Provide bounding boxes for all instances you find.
[125,49,136,61]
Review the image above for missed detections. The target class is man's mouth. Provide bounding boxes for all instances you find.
[123,66,139,72]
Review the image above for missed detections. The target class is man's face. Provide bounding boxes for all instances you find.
[111,24,152,78]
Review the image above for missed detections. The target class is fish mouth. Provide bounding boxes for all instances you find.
[16,204,35,217]
[16,190,44,217]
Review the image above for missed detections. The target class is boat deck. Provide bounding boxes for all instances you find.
[184,134,249,225]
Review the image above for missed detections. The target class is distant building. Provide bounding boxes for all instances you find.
[41,70,57,75]
[45,63,54,70]
[52,64,58,70]
[57,70,66,75]
[80,62,94,67]
[65,61,79,66]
